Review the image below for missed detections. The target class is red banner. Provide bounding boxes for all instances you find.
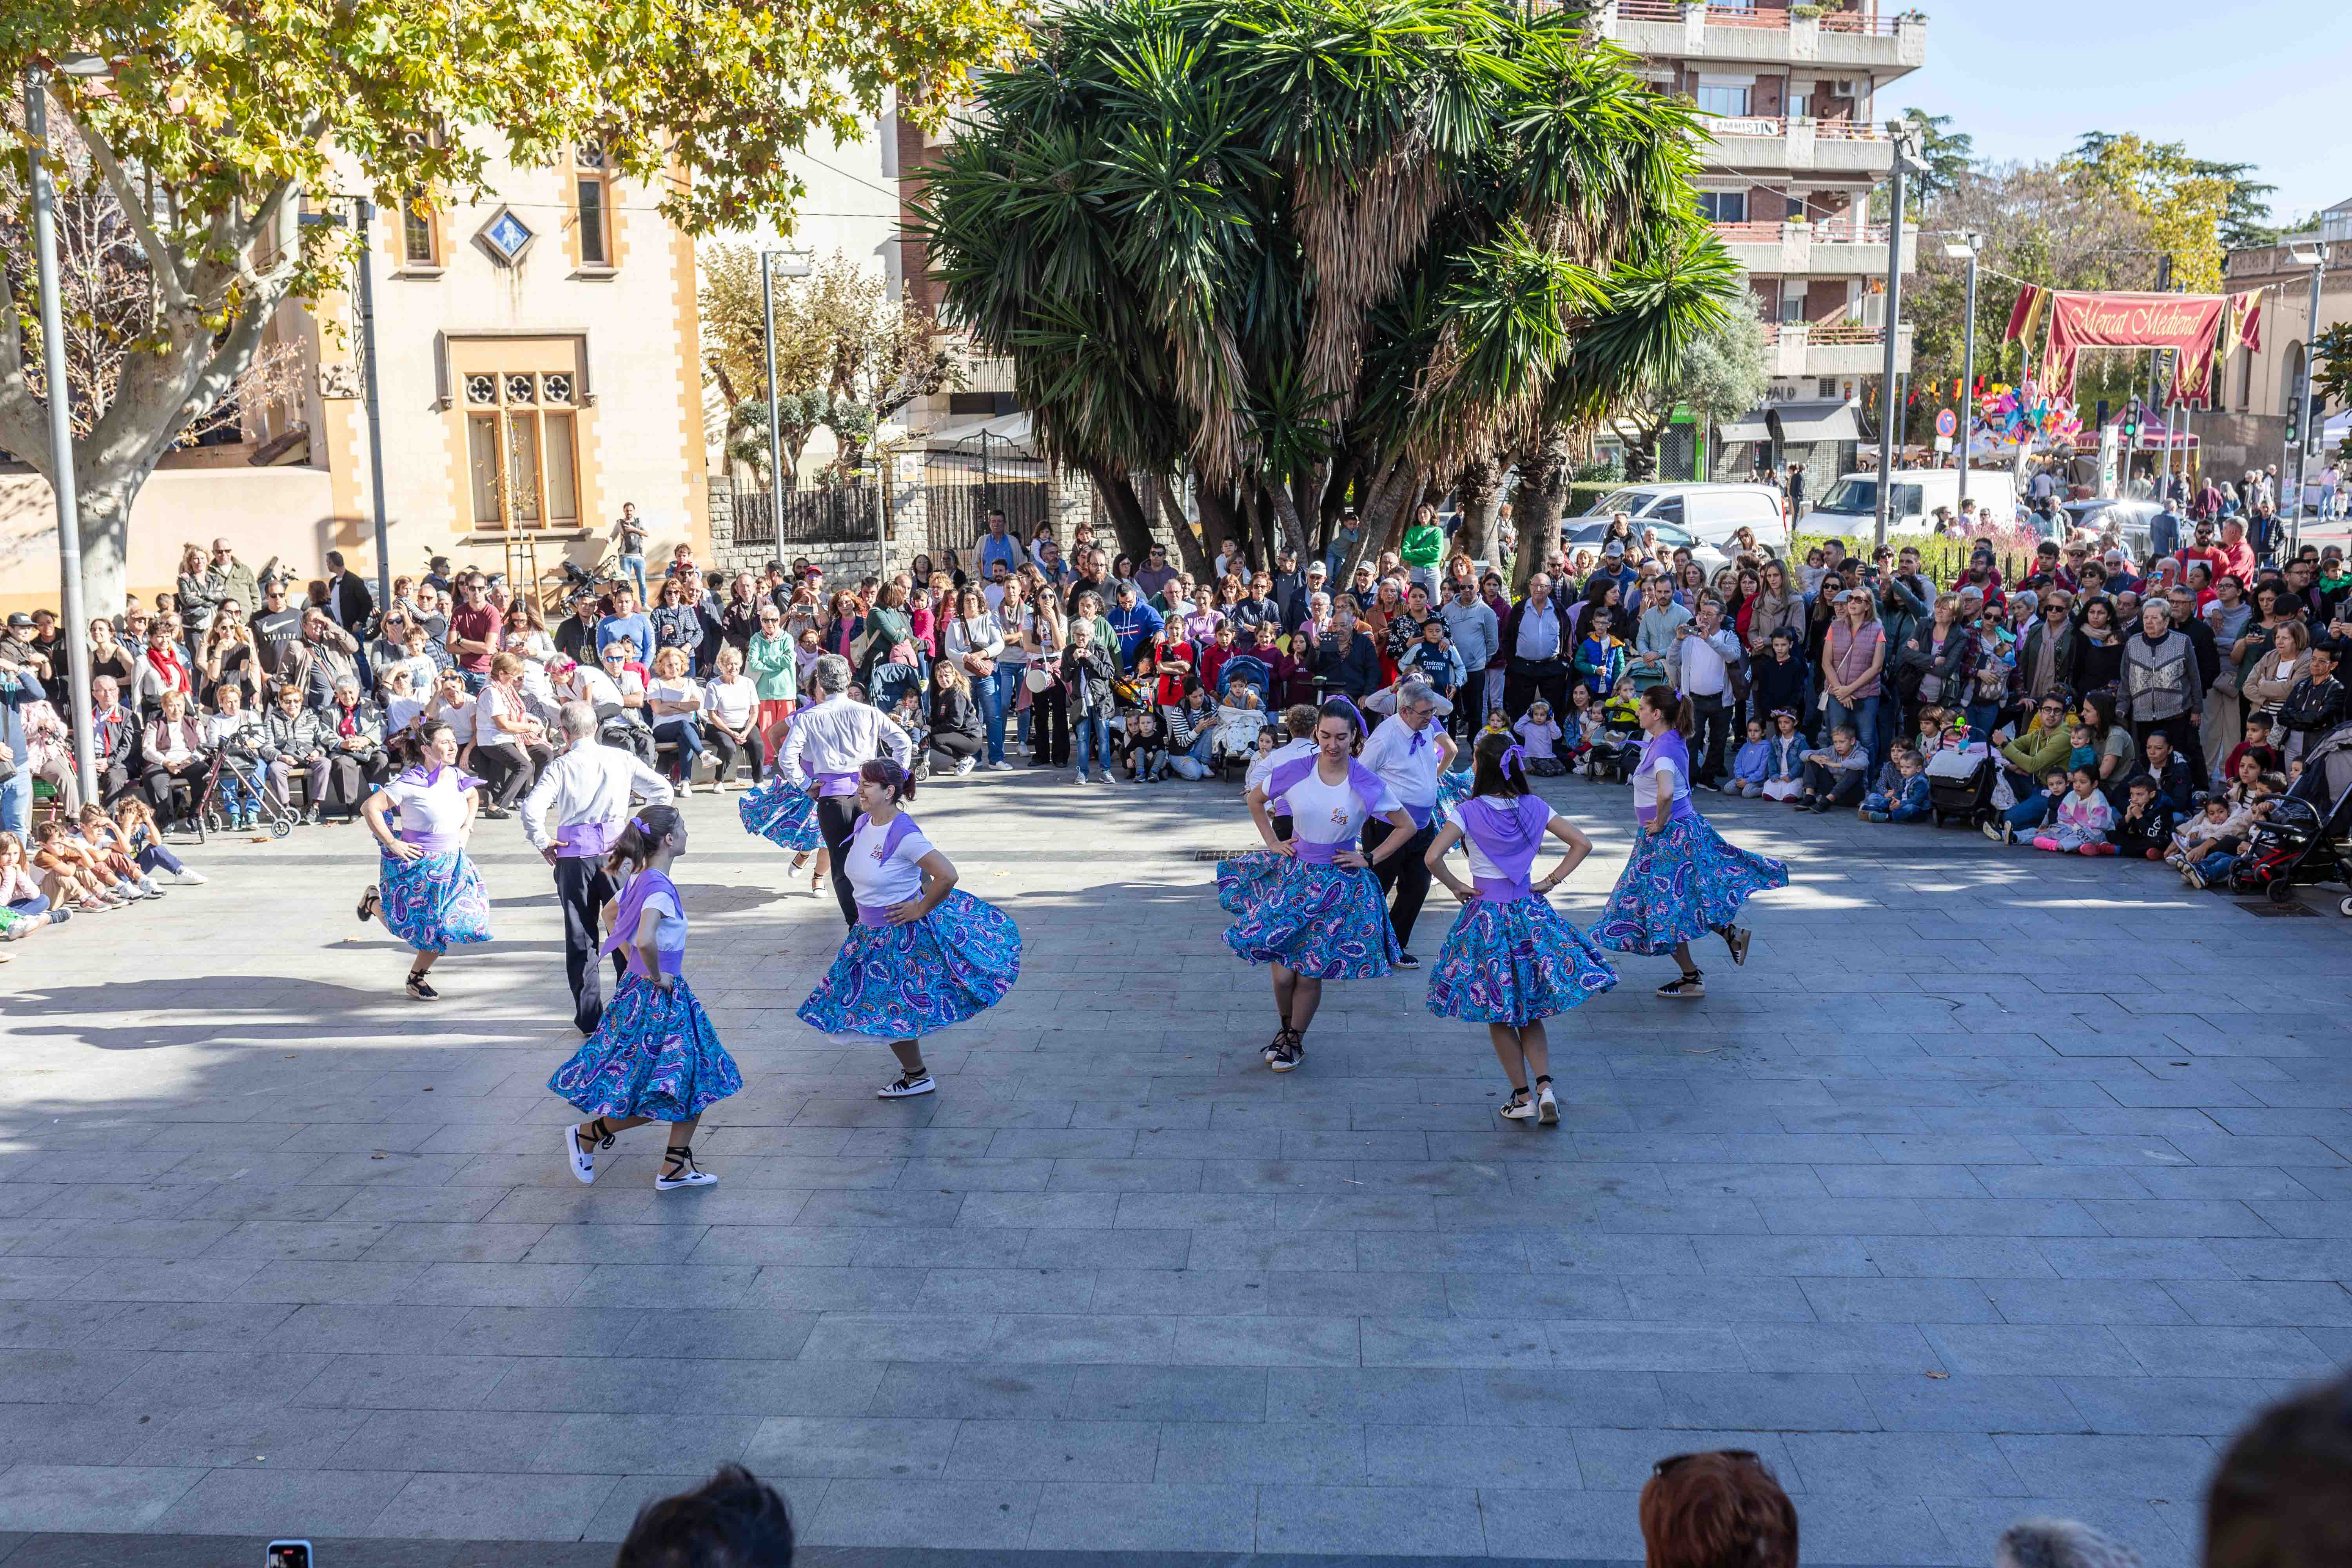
[2007,286,2270,409]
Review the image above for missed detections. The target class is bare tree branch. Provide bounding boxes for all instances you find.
[65,102,195,313]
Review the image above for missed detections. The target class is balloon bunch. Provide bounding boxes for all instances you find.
[1973,382,2082,448]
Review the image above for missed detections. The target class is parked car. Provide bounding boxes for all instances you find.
[1797,468,2019,538]
[2059,498,2161,560]
[1578,482,1790,554]
[1562,520,1729,580]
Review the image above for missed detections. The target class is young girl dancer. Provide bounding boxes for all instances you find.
[358,721,491,999]
[796,759,1022,1098]
[551,804,740,1189]
[1217,697,1416,1072]
[1423,732,1618,1122]
[1594,686,1788,999]
[736,709,828,895]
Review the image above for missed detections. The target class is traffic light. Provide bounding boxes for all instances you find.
[2285,391,2300,447]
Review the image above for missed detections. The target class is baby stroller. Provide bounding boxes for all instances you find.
[1926,745,1996,829]
[205,748,299,840]
[2230,722,2352,912]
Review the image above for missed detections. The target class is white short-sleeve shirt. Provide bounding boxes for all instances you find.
[705,675,755,729]
[1285,765,1401,846]
[384,770,471,842]
[844,815,939,907]
[618,876,688,959]
[1632,746,1688,810]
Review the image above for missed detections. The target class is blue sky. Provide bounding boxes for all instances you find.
[1895,1,2352,230]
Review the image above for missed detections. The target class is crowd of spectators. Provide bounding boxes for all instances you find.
[5,486,2349,947]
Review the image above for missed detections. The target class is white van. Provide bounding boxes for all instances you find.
[1796,468,2018,538]
[1579,482,1790,553]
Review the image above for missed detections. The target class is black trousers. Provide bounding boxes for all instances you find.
[1364,816,1437,953]
[141,757,211,821]
[930,731,984,769]
[474,741,553,809]
[1030,681,1070,766]
[1501,658,1568,724]
[555,855,623,1035]
[706,726,764,784]
[817,794,862,926]
[1688,692,1733,785]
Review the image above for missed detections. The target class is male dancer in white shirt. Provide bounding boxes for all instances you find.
[1359,678,1457,969]
[520,702,674,1033]
[779,654,915,926]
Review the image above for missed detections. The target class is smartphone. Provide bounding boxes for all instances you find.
[267,1543,313,1568]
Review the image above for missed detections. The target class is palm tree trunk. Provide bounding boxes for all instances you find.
[1454,454,1503,566]
[1510,434,1571,593]
[1084,460,1159,561]
[1153,474,1212,579]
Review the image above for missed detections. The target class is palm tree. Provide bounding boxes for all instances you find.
[918,0,1740,577]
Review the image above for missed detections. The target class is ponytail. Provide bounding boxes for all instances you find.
[860,757,916,803]
[1468,730,1530,799]
[1639,683,1693,739]
[606,802,684,877]
[390,720,454,772]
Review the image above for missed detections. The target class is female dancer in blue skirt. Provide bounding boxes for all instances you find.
[1217,698,1416,1073]
[1423,731,1617,1123]
[736,710,829,896]
[358,721,491,1000]
[550,804,741,1189]
[797,758,1022,1099]
[1593,686,1787,998]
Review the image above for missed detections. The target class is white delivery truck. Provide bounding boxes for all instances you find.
[1796,468,2018,538]
[1578,482,1791,553]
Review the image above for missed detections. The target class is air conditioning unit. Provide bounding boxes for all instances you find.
[1831,79,1860,98]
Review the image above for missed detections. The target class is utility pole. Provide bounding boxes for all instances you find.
[1947,232,1981,516]
[2286,243,2327,556]
[760,250,782,514]
[1872,123,1915,550]
[25,64,96,804]
[354,197,391,616]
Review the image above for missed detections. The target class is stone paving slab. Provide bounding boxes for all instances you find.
[4,772,2350,1564]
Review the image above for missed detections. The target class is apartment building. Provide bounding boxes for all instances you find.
[2203,200,2352,478]
[1590,0,1927,483]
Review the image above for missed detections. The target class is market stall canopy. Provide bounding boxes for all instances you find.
[1764,399,1862,444]
[923,410,1039,459]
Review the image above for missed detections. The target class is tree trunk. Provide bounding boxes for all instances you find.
[1510,434,1572,594]
[1454,454,1503,567]
[1153,473,1211,579]
[1621,427,1661,483]
[76,477,138,621]
[1263,476,1309,562]
[1083,460,1159,561]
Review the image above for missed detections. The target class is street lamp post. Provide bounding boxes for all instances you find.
[1872,125,1917,550]
[1943,232,1981,518]
[758,249,811,521]
[2287,245,2326,556]
[24,59,109,806]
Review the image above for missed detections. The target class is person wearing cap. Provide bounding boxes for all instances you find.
[1595,537,1639,603]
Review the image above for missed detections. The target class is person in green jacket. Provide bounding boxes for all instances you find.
[744,607,799,752]
[1400,502,1445,600]
[1997,692,2074,786]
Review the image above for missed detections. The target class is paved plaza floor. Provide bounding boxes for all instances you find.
[1,770,2347,1566]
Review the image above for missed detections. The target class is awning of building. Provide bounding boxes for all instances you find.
[1715,412,1771,445]
[1762,399,1863,445]
[922,410,1038,459]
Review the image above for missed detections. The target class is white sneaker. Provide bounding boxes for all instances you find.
[1499,1093,1537,1121]
[175,869,208,886]
[1536,1084,1559,1125]
[954,757,978,777]
[877,1073,935,1098]
[988,760,1013,771]
[564,1122,602,1185]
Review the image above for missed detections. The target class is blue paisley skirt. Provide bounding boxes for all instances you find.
[378,849,491,954]
[1593,815,1788,956]
[1426,895,1618,1025]
[548,973,742,1121]
[1432,768,1475,829]
[739,776,823,852]
[1216,851,1399,980]
[797,890,1022,1038]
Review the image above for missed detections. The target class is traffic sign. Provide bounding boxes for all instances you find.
[1935,408,1957,438]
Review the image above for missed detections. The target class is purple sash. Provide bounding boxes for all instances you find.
[1633,730,1699,826]
[599,867,686,979]
[814,770,861,798]
[851,810,925,924]
[397,829,465,853]
[554,819,618,858]
[1457,795,1549,901]
[1294,840,1345,866]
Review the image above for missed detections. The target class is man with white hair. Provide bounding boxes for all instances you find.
[521,701,675,1034]
[780,653,916,926]
[1358,677,1457,968]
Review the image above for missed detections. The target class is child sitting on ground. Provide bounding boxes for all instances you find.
[1795,724,1869,813]
[1513,699,1566,776]
[2030,766,2116,855]
[1119,704,1171,781]
[1759,710,1807,801]
[2185,777,2283,889]
[2113,775,2182,860]
[1723,718,1772,797]
[2169,793,2249,877]
[1860,748,1932,823]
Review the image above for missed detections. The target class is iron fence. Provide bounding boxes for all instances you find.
[732,485,880,548]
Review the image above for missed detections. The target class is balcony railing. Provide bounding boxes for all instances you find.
[1807,320,1889,344]
[1705,114,1887,140]
[1613,1,1906,35]
[1712,220,1900,245]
